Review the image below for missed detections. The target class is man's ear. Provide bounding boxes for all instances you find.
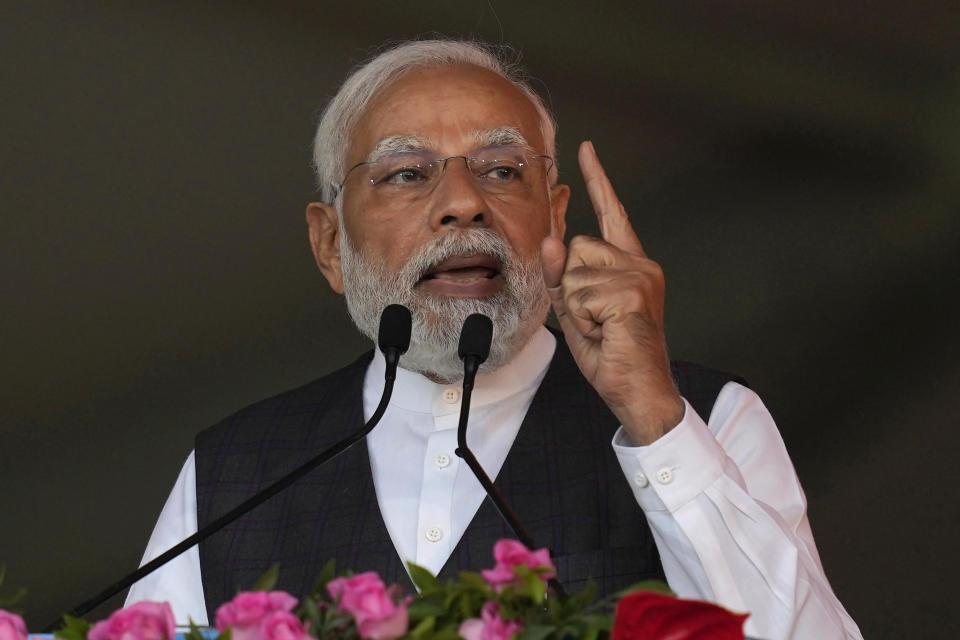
[549,183,570,240]
[305,202,344,294]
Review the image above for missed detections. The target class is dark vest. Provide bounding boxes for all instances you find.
[195,338,742,620]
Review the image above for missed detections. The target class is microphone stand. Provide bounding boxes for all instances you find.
[47,305,412,631]
[453,314,566,597]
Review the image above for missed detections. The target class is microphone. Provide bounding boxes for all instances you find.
[457,313,493,379]
[453,314,537,550]
[48,305,412,630]
[453,314,566,596]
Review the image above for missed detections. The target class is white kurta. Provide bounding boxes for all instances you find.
[127,327,861,639]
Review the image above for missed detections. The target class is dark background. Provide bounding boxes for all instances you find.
[2,2,958,637]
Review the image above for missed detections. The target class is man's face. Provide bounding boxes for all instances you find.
[307,64,569,380]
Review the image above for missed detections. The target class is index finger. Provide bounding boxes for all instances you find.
[578,140,645,256]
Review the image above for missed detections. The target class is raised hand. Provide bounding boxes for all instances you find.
[541,141,684,445]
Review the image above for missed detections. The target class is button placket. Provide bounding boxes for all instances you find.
[416,428,456,566]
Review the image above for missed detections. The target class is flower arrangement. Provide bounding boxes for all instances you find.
[2,541,747,640]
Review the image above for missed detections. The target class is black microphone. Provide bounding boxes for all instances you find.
[458,313,493,379]
[453,315,566,596]
[453,315,538,550]
[47,304,412,630]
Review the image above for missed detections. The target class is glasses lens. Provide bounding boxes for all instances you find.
[366,151,437,187]
[469,146,534,191]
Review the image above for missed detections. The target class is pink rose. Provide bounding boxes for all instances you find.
[458,602,523,640]
[480,539,556,590]
[215,591,299,640]
[0,610,28,640]
[258,611,311,640]
[326,572,408,640]
[88,602,176,640]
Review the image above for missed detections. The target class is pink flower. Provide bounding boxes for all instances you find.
[258,611,311,640]
[88,602,176,640]
[480,539,556,590]
[458,602,523,640]
[326,572,408,640]
[215,591,300,640]
[0,610,28,640]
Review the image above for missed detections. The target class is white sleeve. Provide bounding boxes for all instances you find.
[612,382,862,640]
[125,450,209,627]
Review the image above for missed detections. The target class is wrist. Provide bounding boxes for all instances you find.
[615,392,686,446]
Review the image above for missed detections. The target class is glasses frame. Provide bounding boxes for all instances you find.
[332,146,555,198]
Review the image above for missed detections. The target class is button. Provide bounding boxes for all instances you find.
[633,471,649,488]
[656,467,674,484]
[425,527,444,542]
[435,453,451,468]
[442,388,460,404]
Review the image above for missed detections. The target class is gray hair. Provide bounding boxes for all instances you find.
[312,39,558,204]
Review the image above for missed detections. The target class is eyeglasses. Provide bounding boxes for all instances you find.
[333,145,554,204]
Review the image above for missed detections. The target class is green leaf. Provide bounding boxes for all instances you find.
[407,599,448,619]
[183,620,204,640]
[563,579,598,615]
[299,597,322,631]
[54,614,92,640]
[0,586,26,610]
[456,571,490,592]
[249,564,280,592]
[516,624,555,640]
[0,565,26,610]
[613,579,673,598]
[523,571,546,604]
[407,615,435,639]
[308,559,337,600]
[406,562,441,592]
[583,613,612,631]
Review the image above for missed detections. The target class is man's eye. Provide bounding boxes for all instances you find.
[480,164,522,181]
[381,167,429,184]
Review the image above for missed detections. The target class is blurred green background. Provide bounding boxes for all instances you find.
[1,2,958,637]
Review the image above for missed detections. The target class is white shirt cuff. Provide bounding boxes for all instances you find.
[611,399,726,513]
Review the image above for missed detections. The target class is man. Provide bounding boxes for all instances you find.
[128,39,862,639]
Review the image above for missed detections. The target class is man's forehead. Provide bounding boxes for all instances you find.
[347,64,545,163]
[365,127,530,161]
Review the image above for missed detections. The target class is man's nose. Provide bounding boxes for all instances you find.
[427,157,489,229]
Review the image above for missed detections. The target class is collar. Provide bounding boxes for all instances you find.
[363,325,556,415]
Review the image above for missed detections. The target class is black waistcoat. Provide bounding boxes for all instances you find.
[195,338,741,620]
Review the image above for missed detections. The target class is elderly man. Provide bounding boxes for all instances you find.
[128,40,862,639]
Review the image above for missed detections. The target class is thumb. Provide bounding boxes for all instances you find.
[540,235,567,290]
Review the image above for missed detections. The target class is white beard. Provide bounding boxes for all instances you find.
[339,227,550,382]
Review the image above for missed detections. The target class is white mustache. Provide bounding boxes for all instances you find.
[401,229,517,285]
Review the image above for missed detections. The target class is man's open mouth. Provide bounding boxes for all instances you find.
[419,254,502,283]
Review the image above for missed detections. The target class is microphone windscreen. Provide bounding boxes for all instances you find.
[458,313,493,363]
[378,304,412,354]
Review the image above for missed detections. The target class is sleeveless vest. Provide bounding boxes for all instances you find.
[195,337,742,620]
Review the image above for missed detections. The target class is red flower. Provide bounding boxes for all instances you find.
[612,591,747,640]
